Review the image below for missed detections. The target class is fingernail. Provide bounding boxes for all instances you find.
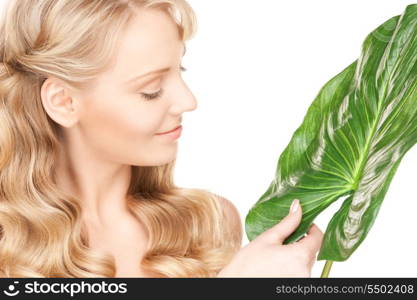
[290,199,299,214]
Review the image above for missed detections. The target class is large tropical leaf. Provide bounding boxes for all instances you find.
[245,4,417,261]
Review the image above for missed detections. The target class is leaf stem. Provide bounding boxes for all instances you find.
[320,260,333,278]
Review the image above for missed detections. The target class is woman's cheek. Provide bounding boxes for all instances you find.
[81,96,171,164]
[121,111,162,137]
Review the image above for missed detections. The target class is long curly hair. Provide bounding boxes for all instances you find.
[0,0,242,277]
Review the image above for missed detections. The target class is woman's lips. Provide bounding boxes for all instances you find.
[156,125,181,135]
[155,125,182,139]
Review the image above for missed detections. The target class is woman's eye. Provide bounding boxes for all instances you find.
[141,88,163,101]
[139,66,186,101]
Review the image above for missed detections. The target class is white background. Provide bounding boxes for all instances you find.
[1,0,416,277]
[180,0,417,277]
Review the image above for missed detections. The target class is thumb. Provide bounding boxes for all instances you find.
[262,198,302,244]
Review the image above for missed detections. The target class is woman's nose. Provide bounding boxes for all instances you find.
[170,81,198,114]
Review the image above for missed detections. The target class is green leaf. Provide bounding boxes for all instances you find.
[245,4,417,262]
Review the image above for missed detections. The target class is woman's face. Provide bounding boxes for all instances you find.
[67,8,197,166]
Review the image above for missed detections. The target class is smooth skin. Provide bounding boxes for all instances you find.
[40,7,196,277]
[218,199,324,277]
[39,5,323,277]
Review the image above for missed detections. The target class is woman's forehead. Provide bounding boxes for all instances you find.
[117,10,181,58]
[99,8,185,84]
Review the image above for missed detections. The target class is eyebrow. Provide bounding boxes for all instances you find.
[125,44,187,85]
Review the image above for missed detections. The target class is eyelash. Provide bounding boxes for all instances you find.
[141,89,164,100]
[140,66,187,101]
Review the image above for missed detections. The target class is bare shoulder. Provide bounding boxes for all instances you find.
[214,194,241,220]
[211,193,243,240]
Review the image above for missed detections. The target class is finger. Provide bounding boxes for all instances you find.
[261,199,303,244]
[295,223,324,253]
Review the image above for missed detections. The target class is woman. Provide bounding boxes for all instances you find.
[0,0,323,277]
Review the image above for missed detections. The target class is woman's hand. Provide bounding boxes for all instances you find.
[217,199,324,277]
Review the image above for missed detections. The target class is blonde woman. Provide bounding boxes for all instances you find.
[0,0,323,278]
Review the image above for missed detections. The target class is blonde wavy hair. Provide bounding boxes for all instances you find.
[0,0,242,277]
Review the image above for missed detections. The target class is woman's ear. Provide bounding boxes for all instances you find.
[40,77,81,128]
